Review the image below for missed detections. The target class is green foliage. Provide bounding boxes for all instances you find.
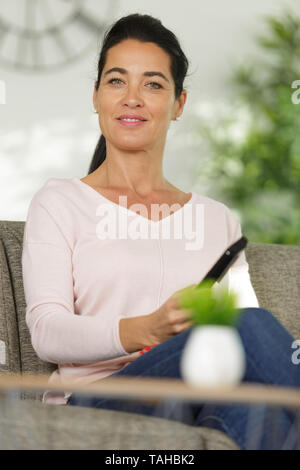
[178,280,243,327]
[195,8,300,245]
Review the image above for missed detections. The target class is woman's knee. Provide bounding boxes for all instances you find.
[236,307,275,331]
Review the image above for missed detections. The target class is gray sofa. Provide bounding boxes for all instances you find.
[0,220,299,450]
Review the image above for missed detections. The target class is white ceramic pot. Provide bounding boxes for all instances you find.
[180,325,246,387]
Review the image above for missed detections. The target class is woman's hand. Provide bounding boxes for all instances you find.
[144,284,197,346]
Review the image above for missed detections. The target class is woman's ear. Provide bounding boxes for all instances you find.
[178,89,187,113]
[93,81,98,111]
[173,89,187,120]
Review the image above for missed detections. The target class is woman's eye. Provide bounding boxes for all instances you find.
[108,78,162,89]
[109,78,123,85]
[148,82,162,89]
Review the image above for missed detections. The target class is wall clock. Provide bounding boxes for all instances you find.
[0,0,119,72]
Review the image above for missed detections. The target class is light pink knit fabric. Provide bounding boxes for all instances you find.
[21,177,259,405]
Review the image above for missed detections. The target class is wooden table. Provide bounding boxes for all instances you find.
[0,374,299,409]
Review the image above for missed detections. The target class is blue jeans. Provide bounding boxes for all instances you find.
[66,308,300,450]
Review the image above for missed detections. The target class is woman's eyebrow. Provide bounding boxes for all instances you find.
[103,67,170,83]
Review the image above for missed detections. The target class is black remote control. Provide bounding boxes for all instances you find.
[197,236,248,287]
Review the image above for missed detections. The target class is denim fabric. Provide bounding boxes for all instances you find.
[66,308,300,449]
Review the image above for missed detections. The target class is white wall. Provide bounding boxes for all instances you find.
[0,0,299,220]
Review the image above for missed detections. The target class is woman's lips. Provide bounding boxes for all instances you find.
[117,119,147,127]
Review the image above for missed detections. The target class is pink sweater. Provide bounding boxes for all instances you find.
[21,177,259,405]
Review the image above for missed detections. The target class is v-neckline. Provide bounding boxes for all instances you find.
[72,176,195,225]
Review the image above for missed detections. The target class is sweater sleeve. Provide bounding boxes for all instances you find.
[22,193,130,364]
[213,205,260,309]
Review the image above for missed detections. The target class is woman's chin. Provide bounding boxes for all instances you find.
[113,139,151,151]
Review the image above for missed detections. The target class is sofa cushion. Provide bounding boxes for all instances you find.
[0,395,239,450]
[246,243,300,339]
[0,239,21,374]
[0,221,57,380]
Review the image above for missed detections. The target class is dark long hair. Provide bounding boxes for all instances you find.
[88,13,190,175]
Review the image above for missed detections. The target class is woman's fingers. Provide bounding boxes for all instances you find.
[173,320,194,334]
[169,309,191,324]
[174,306,193,319]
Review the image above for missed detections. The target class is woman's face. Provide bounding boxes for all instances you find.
[93,39,186,152]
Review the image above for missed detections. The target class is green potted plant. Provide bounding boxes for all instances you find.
[178,280,246,387]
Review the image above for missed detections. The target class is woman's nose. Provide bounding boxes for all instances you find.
[121,83,144,106]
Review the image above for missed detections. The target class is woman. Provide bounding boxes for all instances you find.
[22,13,299,450]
